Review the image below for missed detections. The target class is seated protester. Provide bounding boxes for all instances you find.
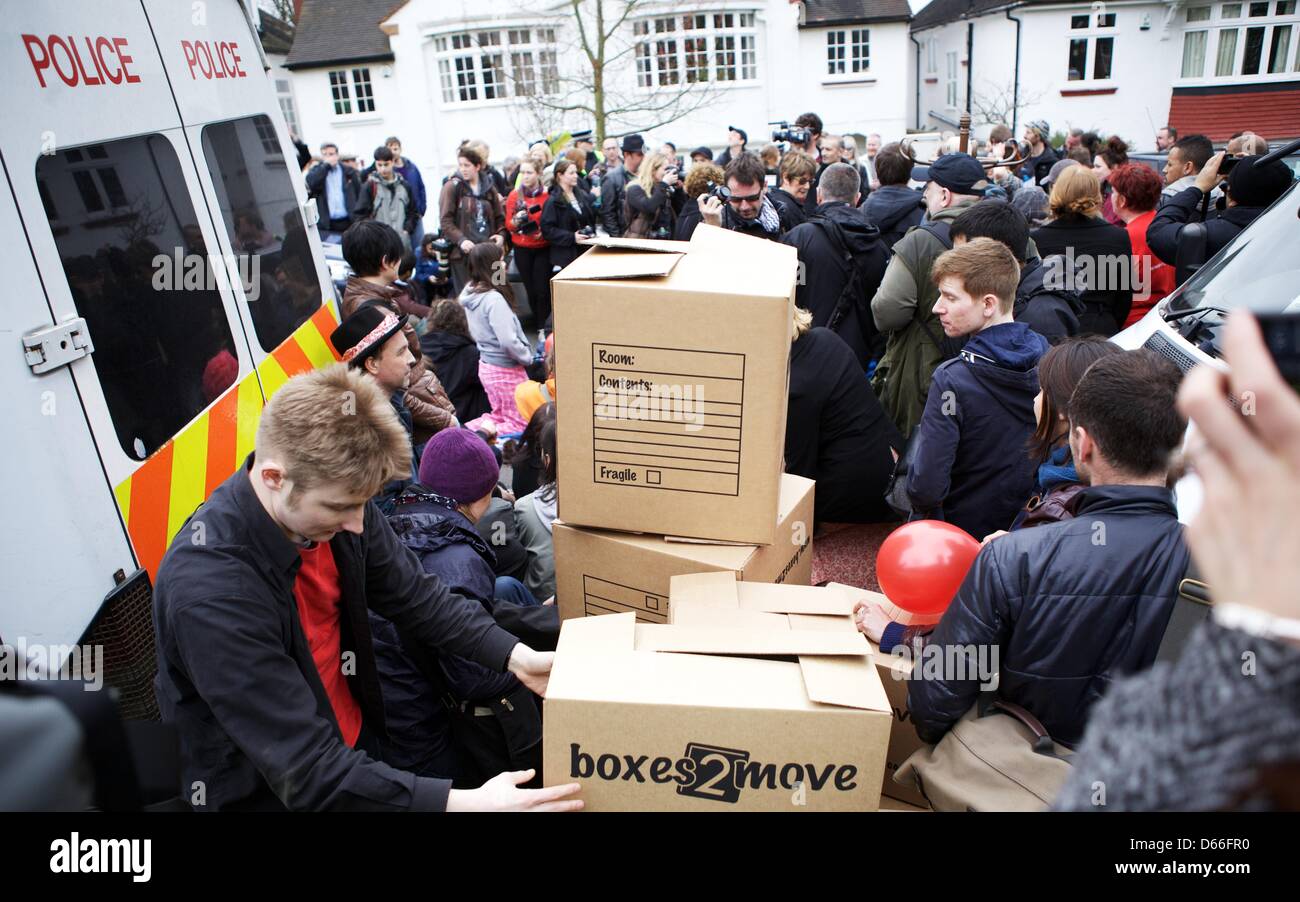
[515,334,556,427]
[152,365,578,811]
[414,232,444,304]
[675,161,724,241]
[539,158,598,276]
[786,308,902,525]
[949,200,1083,345]
[624,151,685,239]
[768,151,817,232]
[1108,163,1175,328]
[1031,166,1133,336]
[394,250,433,319]
[888,350,1191,748]
[420,299,491,428]
[371,429,558,784]
[511,401,556,501]
[459,243,533,437]
[905,239,1050,541]
[781,162,890,368]
[514,416,559,603]
[859,143,926,250]
[341,222,456,446]
[329,306,419,513]
[1147,152,1293,271]
[698,151,787,241]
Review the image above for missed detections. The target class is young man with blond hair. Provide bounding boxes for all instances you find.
[904,237,1049,540]
[153,364,581,813]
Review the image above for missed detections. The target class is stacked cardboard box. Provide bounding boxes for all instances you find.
[551,224,809,623]
[543,572,893,811]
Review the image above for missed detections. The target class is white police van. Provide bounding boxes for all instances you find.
[1112,170,1300,522]
[2,0,339,716]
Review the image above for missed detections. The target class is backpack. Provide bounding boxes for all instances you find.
[809,217,875,337]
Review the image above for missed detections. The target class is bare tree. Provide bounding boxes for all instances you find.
[502,0,724,145]
[969,78,1047,131]
[269,0,296,26]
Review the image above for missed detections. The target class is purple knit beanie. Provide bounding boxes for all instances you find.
[418,428,500,503]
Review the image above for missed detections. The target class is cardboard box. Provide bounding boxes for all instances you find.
[543,572,891,811]
[554,474,814,624]
[552,224,798,544]
[869,635,929,809]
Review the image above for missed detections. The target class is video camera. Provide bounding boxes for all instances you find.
[770,121,811,146]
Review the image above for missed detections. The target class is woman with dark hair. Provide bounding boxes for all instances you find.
[420,298,491,426]
[513,415,558,602]
[459,242,532,436]
[1031,166,1133,336]
[508,402,555,500]
[1092,135,1130,226]
[1109,162,1175,328]
[540,158,598,277]
[998,336,1124,534]
[439,142,506,294]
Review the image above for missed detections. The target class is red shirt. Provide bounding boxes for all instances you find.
[1124,209,1176,328]
[505,186,549,249]
[292,542,363,747]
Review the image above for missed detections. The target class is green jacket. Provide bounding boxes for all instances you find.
[869,202,977,437]
[869,201,1039,437]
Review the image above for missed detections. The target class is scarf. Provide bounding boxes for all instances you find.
[1037,445,1078,492]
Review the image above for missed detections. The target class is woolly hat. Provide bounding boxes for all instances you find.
[418,428,500,503]
[1227,155,1294,208]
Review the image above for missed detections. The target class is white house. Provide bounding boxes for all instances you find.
[282,0,916,196]
[910,0,1299,149]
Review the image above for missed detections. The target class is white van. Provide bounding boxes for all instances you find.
[1112,177,1300,522]
[2,0,339,716]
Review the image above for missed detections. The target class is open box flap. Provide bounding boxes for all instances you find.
[552,245,684,281]
[633,624,870,656]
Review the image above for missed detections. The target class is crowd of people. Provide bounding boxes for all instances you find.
[142,111,1299,813]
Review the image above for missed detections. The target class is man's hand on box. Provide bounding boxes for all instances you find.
[446,770,583,812]
[508,644,554,697]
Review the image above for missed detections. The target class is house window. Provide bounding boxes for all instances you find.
[433,28,559,104]
[633,10,759,88]
[926,37,937,74]
[826,28,871,74]
[945,51,958,107]
[1066,12,1117,81]
[1188,6,1213,21]
[1183,30,1209,76]
[328,68,374,115]
[1193,0,1299,79]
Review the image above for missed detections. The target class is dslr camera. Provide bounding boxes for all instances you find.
[577,225,596,238]
[706,181,732,202]
[512,203,543,235]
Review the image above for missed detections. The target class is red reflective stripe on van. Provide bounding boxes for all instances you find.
[273,335,314,379]
[128,441,174,579]
[205,387,240,497]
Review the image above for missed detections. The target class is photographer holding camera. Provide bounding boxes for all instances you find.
[697,152,786,241]
[623,151,686,239]
[540,157,599,281]
[505,154,552,329]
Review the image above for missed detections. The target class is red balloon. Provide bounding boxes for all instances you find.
[876,520,981,616]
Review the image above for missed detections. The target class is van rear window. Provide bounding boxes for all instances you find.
[201,115,321,352]
[37,136,239,461]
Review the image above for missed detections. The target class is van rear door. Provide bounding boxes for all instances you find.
[144,0,340,403]
[3,0,264,583]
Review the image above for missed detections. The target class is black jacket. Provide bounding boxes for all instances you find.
[782,201,890,367]
[674,199,704,241]
[860,184,926,251]
[768,187,808,230]
[1146,186,1265,269]
[625,181,685,237]
[540,188,598,270]
[1031,215,1133,336]
[420,330,491,424]
[152,458,521,811]
[306,162,363,227]
[907,322,1048,541]
[599,165,628,236]
[908,485,1190,747]
[787,327,902,524]
[1015,255,1085,344]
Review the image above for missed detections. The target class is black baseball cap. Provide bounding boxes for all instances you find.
[911,153,989,194]
[691,146,714,161]
[728,125,748,143]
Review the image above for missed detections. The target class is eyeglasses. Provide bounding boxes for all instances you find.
[727,190,763,204]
